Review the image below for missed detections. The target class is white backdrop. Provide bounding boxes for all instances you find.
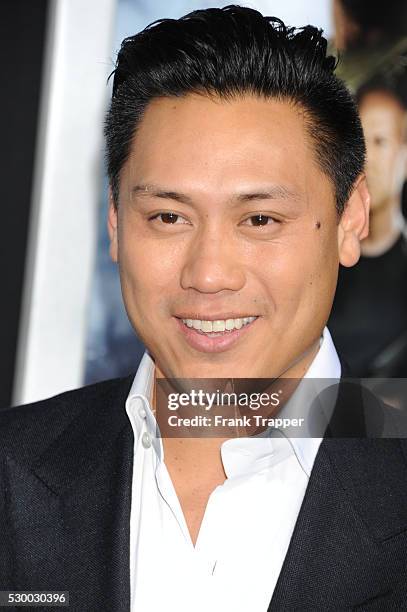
[13,0,116,404]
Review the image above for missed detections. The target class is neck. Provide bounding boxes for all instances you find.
[362,198,404,256]
[153,336,322,467]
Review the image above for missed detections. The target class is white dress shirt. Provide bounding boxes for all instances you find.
[125,327,341,611]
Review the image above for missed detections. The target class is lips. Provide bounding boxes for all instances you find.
[174,315,259,353]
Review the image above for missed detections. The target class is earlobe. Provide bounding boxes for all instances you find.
[338,174,370,267]
[107,187,119,263]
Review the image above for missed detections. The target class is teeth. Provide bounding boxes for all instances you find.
[181,316,257,333]
[201,320,213,332]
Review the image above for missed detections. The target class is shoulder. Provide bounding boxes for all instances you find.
[0,375,134,464]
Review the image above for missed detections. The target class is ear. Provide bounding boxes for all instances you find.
[337,174,370,267]
[107,187,118,263]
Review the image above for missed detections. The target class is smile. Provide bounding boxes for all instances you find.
[181,316,257,334]
[175,315,259,353]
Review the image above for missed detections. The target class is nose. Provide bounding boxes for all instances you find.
[180,224,246,294]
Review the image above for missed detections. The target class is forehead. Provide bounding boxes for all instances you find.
[122,93,334,204]
[359,91,406,126]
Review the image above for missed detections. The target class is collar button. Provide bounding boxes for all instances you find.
[141,432,152,449]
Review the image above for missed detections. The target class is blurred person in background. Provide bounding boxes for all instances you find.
[332,0,407,92]
[329,77,407,375]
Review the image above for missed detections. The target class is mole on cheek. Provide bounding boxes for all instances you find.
[315,221,321,229]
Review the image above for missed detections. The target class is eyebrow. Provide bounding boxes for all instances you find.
[132,184,194,205]
[131,183,302,205]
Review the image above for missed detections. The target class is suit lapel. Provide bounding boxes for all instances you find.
[5,376,134,611]
[7,366,407,610]
[268,438,407,610]
[269,372,407,610]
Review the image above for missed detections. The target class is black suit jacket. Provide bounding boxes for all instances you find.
[1,374,407,611]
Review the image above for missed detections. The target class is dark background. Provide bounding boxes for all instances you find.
[0,0,49,407]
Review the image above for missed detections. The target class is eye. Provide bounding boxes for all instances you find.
[373,136,386,146]
[148,212,189,224]
[243,214,277,227]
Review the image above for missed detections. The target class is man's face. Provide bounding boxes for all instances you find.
[359,91,407,212]
[109,94,352,379]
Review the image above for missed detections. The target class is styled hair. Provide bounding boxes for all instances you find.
[105,4,365,214]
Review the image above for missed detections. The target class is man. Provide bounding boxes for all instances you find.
[330,77,407,375]
[1,6,407,611]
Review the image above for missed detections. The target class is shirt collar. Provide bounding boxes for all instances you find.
[221,327,341,478]
[125,349,162,457]
[281,326,341,476]
[125,327,341,478]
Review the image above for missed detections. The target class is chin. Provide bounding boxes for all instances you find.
[176,362,241,379]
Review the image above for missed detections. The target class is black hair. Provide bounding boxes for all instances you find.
[105,4,365,214]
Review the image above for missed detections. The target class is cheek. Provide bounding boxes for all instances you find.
[118,231,189,324]
[381,147,401,178]
[368,147,389,175]
[313,229,339,298]
[392,151,407,184]
[294,227,338,305]
[252,235,324,312]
